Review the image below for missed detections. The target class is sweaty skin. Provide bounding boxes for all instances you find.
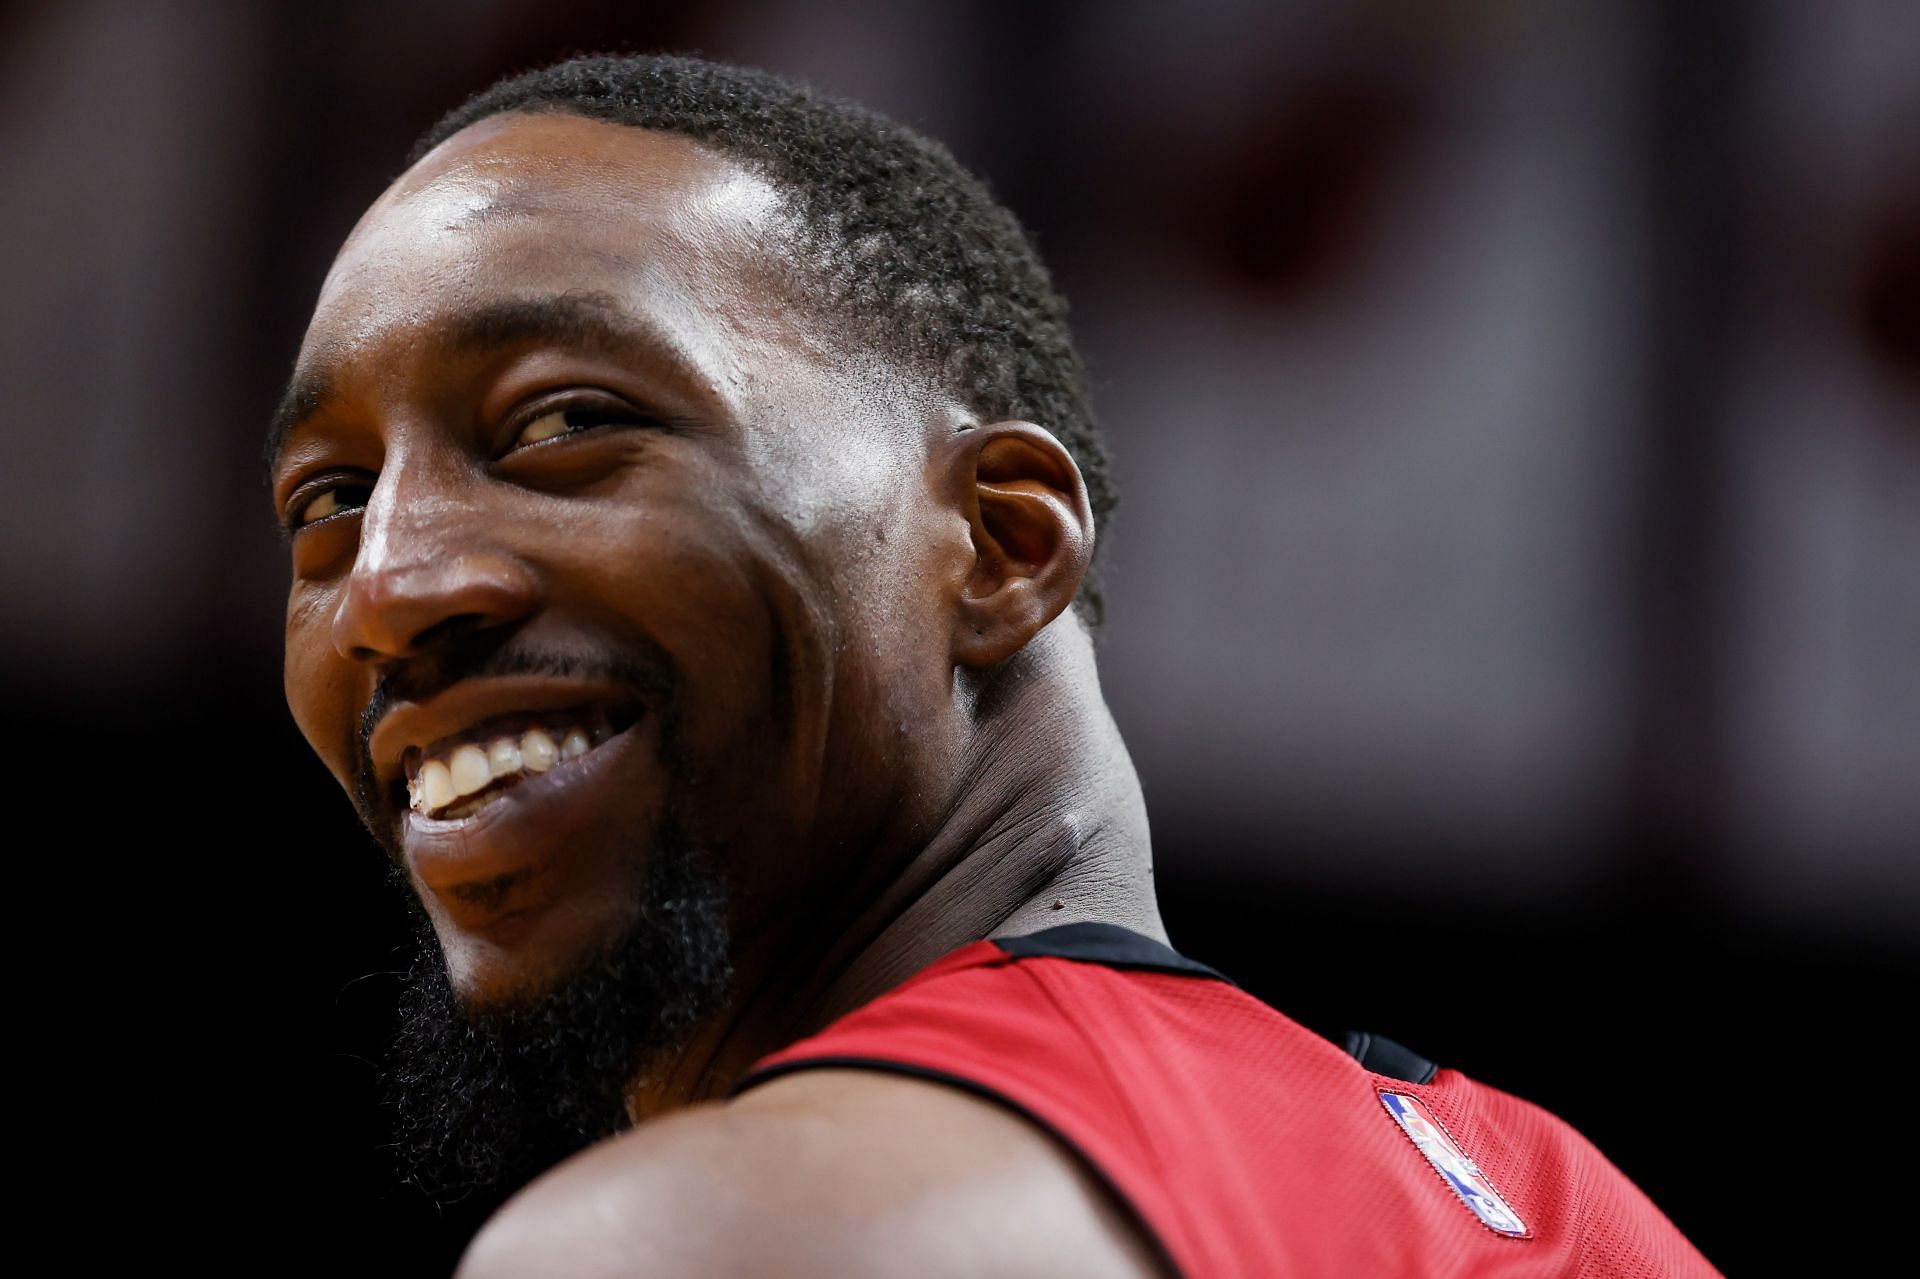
[273,112,1167,1276]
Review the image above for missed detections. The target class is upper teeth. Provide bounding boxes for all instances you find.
[408,724,599,817]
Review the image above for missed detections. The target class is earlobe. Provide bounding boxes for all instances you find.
[952,423,1093,667]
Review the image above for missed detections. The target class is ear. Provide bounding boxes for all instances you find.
[948,421,1094,667]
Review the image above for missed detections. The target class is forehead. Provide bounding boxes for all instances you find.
[301,112,793,382]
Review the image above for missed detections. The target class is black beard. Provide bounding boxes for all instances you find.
[382,826,733,1203]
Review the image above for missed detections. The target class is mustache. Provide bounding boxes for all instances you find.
[350,630,684,829]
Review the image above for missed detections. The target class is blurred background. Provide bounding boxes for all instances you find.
[5,0,1914,1271]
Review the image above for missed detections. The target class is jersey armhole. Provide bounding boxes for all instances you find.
[735,1054,1184,1279]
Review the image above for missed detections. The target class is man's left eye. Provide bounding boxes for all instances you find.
[511,406,634,450]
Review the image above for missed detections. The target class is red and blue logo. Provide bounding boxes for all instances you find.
[1379,1091,1530,1238]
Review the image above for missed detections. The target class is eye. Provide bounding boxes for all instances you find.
[509,404,642,451]
[289,479,373,530]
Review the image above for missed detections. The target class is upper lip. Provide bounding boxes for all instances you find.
[366,676,644,796]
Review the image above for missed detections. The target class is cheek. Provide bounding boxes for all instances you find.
[833,508,961,694]
[283,586,358,788]
[559,477,774,675]
[563,484,809,799]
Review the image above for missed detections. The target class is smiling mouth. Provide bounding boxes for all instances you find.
[403,703,642,820]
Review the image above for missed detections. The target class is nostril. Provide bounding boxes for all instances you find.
[347,614,500,666]
[409,613,496,655]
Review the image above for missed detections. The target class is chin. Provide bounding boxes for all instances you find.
[430,894,638,1010]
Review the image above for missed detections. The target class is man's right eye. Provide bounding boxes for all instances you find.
[290,480,373,530]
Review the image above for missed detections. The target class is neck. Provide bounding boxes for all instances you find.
[625,616,1163,1120]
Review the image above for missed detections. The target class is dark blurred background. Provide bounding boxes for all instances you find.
[5,0,1914,1272]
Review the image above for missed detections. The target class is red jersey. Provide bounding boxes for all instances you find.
[736,922,1720,1279]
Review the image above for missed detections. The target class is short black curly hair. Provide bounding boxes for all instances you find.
[408,53,1112,626]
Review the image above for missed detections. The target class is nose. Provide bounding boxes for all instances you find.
[330,454,541,664]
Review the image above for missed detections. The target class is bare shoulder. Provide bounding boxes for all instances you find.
[457,1068,1168,1279]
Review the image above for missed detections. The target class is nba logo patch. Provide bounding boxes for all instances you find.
[1379,1091,1530,1238]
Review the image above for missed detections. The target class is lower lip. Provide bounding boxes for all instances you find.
[402,721,645,910]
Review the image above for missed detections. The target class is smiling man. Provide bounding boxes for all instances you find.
[270,55,1718,1278]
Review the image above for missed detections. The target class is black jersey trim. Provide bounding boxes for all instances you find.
[991,921,1236,986]
[1341,1029,1440,1085]
[732,1055,1185,1279]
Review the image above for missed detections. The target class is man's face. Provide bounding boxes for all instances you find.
[273,113,964,1010]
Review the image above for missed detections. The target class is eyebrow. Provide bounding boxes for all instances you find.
[263,291,703,481]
